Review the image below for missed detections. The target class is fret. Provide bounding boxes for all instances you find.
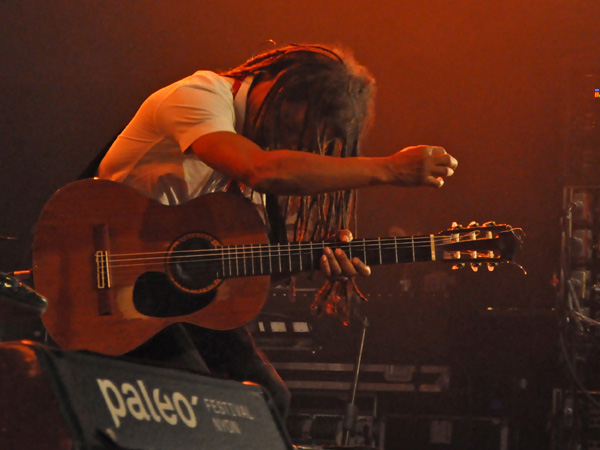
[268,243,273,274]
[288,242,292,272]
[378,237,382,265]
[310,242,315,271]
[242,244,247,276]
[411,236,415,262]
[234,245,239,276]
[259,244,264,275]
[218,246,224,278]
[299,242,303,271]
[363,240,367,263]
[228,246,232,277]
[277,243,282,273]
[394,237,399,263]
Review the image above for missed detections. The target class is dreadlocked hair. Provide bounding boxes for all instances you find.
[220,44,376,243]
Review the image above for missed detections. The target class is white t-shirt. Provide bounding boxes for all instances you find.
[98,71,254,205]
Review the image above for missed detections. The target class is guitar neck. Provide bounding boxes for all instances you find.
[215,235,437,279]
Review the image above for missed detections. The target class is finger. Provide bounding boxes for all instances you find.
[338,229,353,243]
[431,165,455,178]
[324,247,343,277]
[424,175,445,188]
[334,248,358,277]
[320,250,332,277]
[435,153,458,169]
[352,257,372,277]
[448,154,458,169]
[428,146,447,156]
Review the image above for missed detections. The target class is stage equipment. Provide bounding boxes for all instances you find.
[563,73,600,186]
[555,186,600,450]
[382,414,510,450]
[0,341,293,450]
[252,287,454,449]
[0,271,47,319]
[552,389,600,450]
[559,186,600,351]
[555,71,600,450]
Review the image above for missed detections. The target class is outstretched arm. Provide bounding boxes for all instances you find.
[191,130,457,283]
[190,131,457,195]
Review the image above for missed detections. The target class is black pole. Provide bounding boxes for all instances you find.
[343,316,369,446]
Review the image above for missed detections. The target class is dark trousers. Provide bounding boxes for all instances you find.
[126,322,291,419]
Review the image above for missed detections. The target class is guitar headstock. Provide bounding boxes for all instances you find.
[436,221,525,272]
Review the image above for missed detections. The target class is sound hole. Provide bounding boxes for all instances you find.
[133,272,215,317]
[132,233,222,318]
[166,233,222,293]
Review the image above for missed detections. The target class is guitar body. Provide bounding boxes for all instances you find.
[32,179,270,356]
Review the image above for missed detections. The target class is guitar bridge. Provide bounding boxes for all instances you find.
[95,250,111,289]
[93,223,114,316]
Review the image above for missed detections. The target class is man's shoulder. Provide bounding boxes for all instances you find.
[176,70,231,93]
[149,70,233,111]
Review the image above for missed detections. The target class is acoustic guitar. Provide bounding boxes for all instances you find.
[32,179,523,356]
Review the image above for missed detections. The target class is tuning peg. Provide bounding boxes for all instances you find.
[487,263,497,272]
[468,221,480,228]
[483,221,497,227]
[470,262,482,272]
[452,263,466,270]
[450,221,463,230]
[449,229,461,260]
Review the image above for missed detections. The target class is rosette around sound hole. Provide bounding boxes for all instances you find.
[166,233,223,294]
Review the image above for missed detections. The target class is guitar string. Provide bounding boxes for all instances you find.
[105,238,464,263]
[102,248,500,278]
[104,236,491,264]
[104,240,496,270]
[104,233,486,260]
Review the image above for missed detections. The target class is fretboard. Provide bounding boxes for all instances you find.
[214,236,437,279]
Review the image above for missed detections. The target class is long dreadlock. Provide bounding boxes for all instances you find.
[220,44,376,243]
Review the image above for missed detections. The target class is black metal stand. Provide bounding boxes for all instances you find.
[342,317,369,447]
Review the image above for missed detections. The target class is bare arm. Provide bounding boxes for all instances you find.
[191,130,458,282]
[190,131,457,195]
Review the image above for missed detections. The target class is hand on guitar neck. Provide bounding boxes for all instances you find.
[320,229,372,281]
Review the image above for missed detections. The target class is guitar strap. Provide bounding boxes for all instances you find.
[265,194,288,245]
[224,180,287,245]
